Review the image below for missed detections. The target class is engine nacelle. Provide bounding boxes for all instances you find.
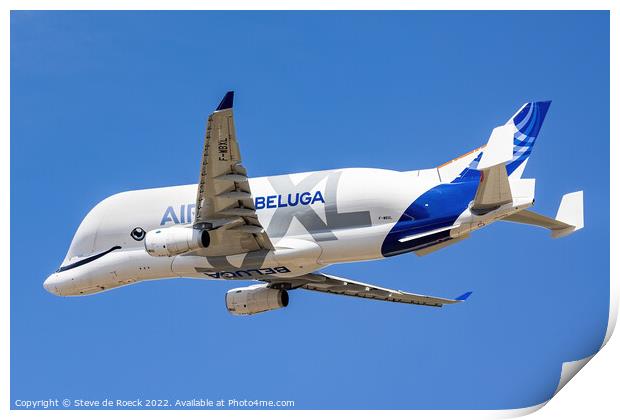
[225,284,289,316]
[144,226,210,257]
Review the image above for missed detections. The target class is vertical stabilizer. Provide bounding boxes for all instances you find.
[438,101,551,183]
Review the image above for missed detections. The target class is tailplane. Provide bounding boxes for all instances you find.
[502,191,584,238]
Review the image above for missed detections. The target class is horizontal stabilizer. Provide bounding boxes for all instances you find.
[501,191,584,238]
[555,191,584,236]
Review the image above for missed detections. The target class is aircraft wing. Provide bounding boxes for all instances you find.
[194,91,272,251]
[267,273,472,308]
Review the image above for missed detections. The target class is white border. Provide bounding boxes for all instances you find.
[2,1,616,419]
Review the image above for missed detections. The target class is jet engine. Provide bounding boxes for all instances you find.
[144,226,210,257]
[225,284,289,316]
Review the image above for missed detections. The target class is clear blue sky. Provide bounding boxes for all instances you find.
[11,11,609,409]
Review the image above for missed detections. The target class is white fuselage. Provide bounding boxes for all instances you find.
[44,167,533,296]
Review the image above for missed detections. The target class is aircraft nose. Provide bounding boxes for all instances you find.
[43,273,62,296]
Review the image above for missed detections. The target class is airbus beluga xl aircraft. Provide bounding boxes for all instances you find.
[44,92,584,315]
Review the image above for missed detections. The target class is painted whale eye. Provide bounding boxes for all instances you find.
[130,227,146,241]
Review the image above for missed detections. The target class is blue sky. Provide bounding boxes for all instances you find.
[11,11,609,409]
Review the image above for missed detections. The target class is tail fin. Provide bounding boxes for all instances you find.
[505,101,551,177]
[439,101,551,182]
